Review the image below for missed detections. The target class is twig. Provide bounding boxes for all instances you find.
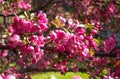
[18,68,87,73]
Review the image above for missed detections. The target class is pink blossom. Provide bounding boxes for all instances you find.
[0,0,3,4]
[116,67,120,76]
[102,3,116,19]
[11,17,34,34]
[50,30,66,41]
[38,60,47,71]
[8,34,22,49]
[68,19,73,28]
[30,35,45,46]
[50,31,57,40]
[95,22,102,31]
[103,35,116,53]
[18,1,31,10]
[72,76,83,79]
[38,23,48,32]
[0,50,8,57]
[8,27,14,33]
[20,45,34,55]
[115,49,120,57]
[4,74,16,79]
[11,12,48,34]
[37,11,48,24]
[75,27,85,35]
[0,74,3,79]
[107,3,116,15]
[90,40,98,50]
[4,10,10,16]
[37,11,48,31]
[9,34,21,42]
[91,29,98,35]
[103,76,114,79]
[92,7,102,21]
[53,61,68,74]
[55,30,66,39]
[59,16,66,25]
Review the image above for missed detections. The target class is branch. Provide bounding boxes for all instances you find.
[0,44,10,50]
[0,43,118,57]
[94,52,116,57]
[18,67,87,73]
[41,46,117,57]
[50,0,65,4]
[3,16,7,28]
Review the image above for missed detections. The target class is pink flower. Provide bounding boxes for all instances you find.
[8,34,22,49]
[72,76,83,79]
[103,35,116,53]
[91,29,98,35]
[30,35,45,46]
[4,74,16,79]
[9,34,21,42]
[53,61,68,74]
[18,1,31,10]
[56,30,66,39]
[90,40,98,50]
[59,16,66,25]
[115,49,120,57]
[38,23,48,32]
[0,0,3,4]
[4,10,10,16]
[37,11,48,31]
[75,27,85,35]
[116,67,120,76]
[102,3,116,19]
[50,31,57,40]
[11,16,34,34]
[0,74,3,79]
[37,11,48,24]
[38,60,46,71]
[107,3,116,15]
[50,30,66,40]
[68,19,73,28]
[92,7,102,21]
[8,27,14,33]
[0,50,8,57]
[95,22,102,31]
[20,45,34,55]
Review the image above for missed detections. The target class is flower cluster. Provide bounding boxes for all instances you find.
[103,34,117,53]
[0,74,16,79]
[18,1,31,10]
[7,11,48,70]
[50,18,98,61]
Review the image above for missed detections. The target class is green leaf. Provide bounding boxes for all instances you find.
[101,69,108,75]
[51,17,64,28]
[94,38,102,44]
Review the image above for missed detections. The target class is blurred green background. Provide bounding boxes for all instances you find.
[31,72,89,79]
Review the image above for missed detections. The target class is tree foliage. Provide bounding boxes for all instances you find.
[0,0,120,79]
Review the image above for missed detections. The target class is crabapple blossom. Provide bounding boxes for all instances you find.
[4,74,16,79]
[102,3,116,19]
[0,0,2,3]
[72,76,83,79]
[0,50,8,57]
[103,35,116,53]
[0,74,3,79]
[18,1,31,10]
[8,34,22,49]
